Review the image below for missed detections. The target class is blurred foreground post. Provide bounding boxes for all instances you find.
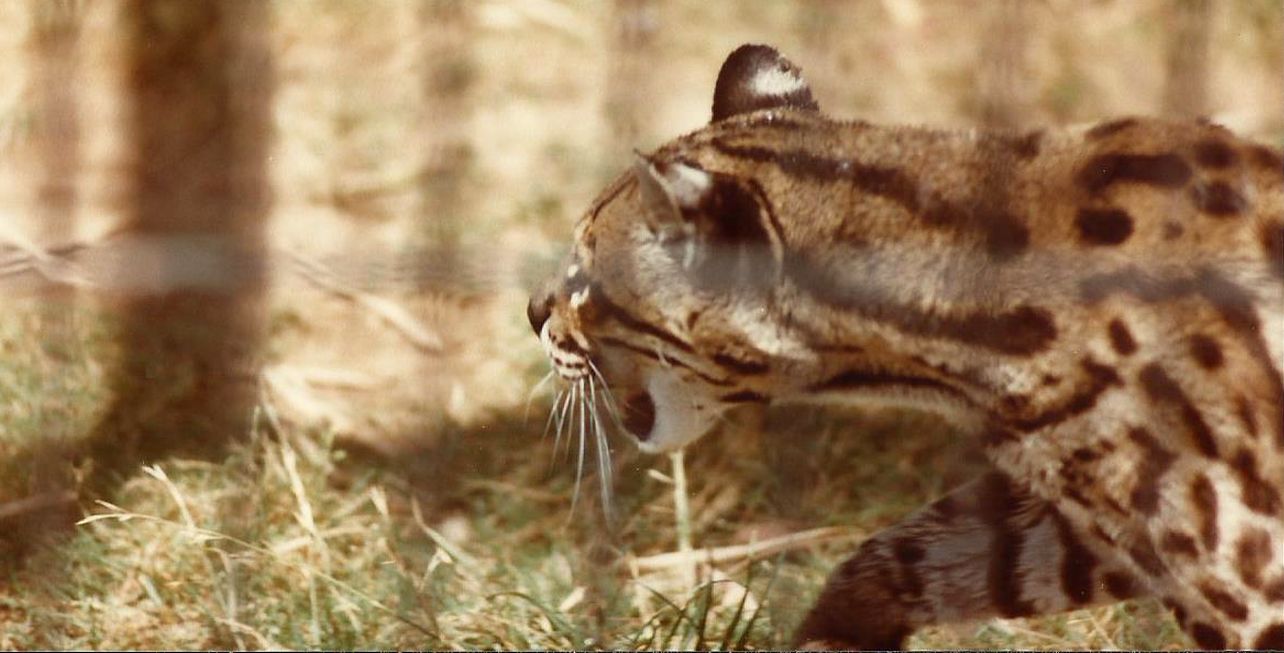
[29,0,82,297]
[1162,0,1212,119]
[417,0,474,287]
[18,0,84,545]
[27,0,83,356]
[977,0,1032,130]
[605,0,659,150]
[86,0,272,485]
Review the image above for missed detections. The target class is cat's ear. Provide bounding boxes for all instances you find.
[633,154,713,229]
[711,44,819,122]
[632,154,777,288]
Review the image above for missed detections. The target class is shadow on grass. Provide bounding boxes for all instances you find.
[1,292,262,566]
[1,303,991,648]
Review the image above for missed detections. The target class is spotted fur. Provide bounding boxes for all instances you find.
[528,44,1284,649]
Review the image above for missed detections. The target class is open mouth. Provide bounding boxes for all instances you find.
[620,391,656,441]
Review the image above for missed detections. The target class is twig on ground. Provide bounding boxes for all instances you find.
[630,526,864,573]
[0,490,77,521]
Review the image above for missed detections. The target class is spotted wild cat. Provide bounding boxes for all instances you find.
[528,44,1284,649]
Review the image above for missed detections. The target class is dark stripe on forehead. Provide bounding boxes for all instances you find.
[710,139,1029,260]
[591,285,694,355]
[717,112,821,134]
[712,139,920,207]
[586,173,636,228]
[785,252,1057,356]
[597,336,734,388]
[744,177,786,250]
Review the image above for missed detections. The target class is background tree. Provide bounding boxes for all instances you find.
[604,0,660,152]
[976,0,1033,130]
[28,0,81,273]
[85,0,272,489]
[14,0,84,551]
[1162,0,1212,119]
[416,0,475,290]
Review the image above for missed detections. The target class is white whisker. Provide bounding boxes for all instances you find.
[570,379,589,515]
[553,382,575,461]
[588,377,615,522]
[524,370,556,425]
[567,381,583,461]
[587,358,628,434]
[541,387,566,441]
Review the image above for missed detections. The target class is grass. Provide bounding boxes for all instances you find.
[0,295,1185,648]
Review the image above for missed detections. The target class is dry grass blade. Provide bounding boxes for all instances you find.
[215,617,289,651]
[269,526,371,556]
[485,590,582,647]
[280,440,333,573]
[408,494,481,573]
[631,526,863,573]
[76,489,438,639]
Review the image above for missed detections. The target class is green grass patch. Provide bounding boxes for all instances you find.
[0,301,1182,649]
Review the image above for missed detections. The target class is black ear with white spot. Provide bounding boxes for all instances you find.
[711,44,819,122]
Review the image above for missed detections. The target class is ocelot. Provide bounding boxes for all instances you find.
[527,44,1284,649]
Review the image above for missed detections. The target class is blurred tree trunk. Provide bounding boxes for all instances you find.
[29,0,81,247]
[1162,0,1212,119]
[417,0,474,292]
[86,0,272,488]
[976,0,1032,130]
[29,0,82,340]
[592,3,663,634]
[604,0,659,150]
[15,0,84,551]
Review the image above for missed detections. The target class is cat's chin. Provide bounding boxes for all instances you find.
[630,373,722,454]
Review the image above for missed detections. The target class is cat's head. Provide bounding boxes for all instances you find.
[527,44,821,452]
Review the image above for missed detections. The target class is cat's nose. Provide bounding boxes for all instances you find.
[527,292,553,335]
